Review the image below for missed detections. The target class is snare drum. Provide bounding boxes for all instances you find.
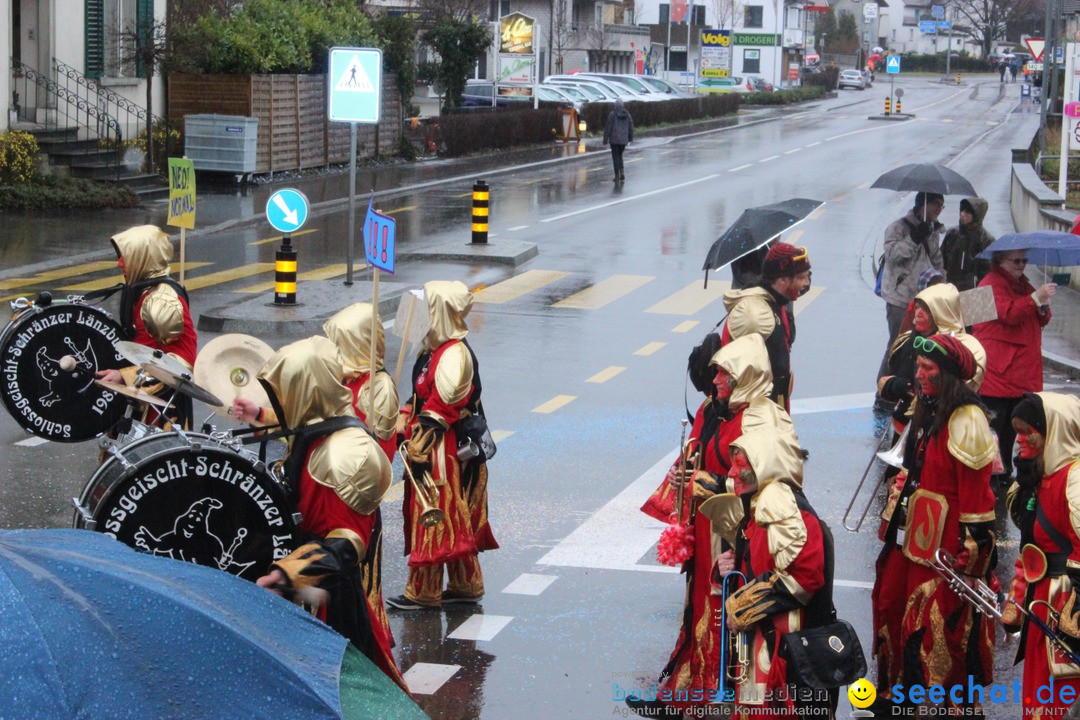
[0,299,127,441]
[74,431,299,581]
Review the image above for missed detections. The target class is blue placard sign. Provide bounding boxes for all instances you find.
[887,56,901,74]
[265,189,310,233]
[919,20,937,33]
[363,196,396,274]
[328,47,383,124]
[937,20,951,29]
[931,5,945,18]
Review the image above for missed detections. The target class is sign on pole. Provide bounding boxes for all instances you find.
[167,158,196,229]
[265,189,310,234]
[328,47,383,124]
[1025,38,1046,62]
[918,20,937,33]
[887,55,901,73]
[931,5,945,18]
[363,195,396,275]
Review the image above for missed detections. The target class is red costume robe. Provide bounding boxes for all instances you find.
[130,290,197,368]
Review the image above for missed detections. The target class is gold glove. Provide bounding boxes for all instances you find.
[406,424,440,465]
[692,470,721,499]
[1060,591,1080,640]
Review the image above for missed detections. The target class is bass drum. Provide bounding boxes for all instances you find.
[74,432,299,582]
[0,299,128,441]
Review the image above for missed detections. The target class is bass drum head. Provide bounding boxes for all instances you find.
[75,432,298,582]
[0,302,127,441]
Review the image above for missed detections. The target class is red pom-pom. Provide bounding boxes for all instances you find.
[657,523,695,566]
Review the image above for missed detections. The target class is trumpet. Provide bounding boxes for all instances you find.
[842,421,909,533]
[716,571,751,702]
[932,549,1080,667]
[399,446,445,528]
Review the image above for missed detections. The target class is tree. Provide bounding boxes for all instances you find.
[423,17,493,109]
[711,0,745,30]
[953,0,1042,56]
[551,0,575,74]
[375,14,419,116]
[115,16,168,173]
[835,10,860,53]
[586,4,613,72]
[814,8,836,54]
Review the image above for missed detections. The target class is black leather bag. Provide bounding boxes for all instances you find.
[779,619,867,690]
[456,412,496,462]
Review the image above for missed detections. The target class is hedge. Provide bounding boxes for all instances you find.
[742,85,827,105]
[580,94,740,133]
[0,176,138,211]
[895,54,992,73]
[433,106,565,156]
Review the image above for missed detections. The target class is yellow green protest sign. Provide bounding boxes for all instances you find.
[167,158,196,229]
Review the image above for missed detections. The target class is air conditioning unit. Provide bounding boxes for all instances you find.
[783,33,800,46]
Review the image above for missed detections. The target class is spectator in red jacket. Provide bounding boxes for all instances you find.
[971,249,1056,483]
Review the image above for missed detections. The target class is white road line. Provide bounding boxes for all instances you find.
[502,573,558,595]
[540,175,720,223]
[403,663,461,694]
[15,436,49,447]
[729,164,753,172]
[448,614,514,642]
[791,392,876,415]
[507,225,530,232]
[807,142,822,147]
[759,155,779,163]
[784,148,802,155]
[835,579,875,590]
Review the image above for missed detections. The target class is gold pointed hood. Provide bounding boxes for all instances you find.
[915,283,963,334]
[731,426,803,495]
[111,225,172,283]
[323,302,384,377]
[258,336,355,432]
[1039,392,1080,475]
[424,281,472,349]
[711,333,773,407]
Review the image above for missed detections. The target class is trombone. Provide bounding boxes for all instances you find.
[842,421,909,533]
[716,570,750,702]
[932,549,1080,667]
[398,446,446,528]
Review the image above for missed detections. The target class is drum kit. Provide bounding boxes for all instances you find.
[2,292,294,582]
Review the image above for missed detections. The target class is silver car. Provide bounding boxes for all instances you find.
[838,69,867,90]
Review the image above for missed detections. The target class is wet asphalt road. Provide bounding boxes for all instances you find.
[0,75,1069,718]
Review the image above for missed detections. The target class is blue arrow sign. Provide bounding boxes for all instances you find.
[329,47,383,124]
[363,195,396,274]
[265,189,309,233]
[937,20,951,29]
[919,20,938,33]
[887,55,901,74]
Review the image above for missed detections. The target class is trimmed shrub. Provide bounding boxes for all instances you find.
[580,94,740,133]
[0,131,39,185]
[433,106,564,156]
[0,175,138,211]
[742,86,827,105]
[897,53,990,73]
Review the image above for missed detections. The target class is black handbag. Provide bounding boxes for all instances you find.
[779,619,867,690]
[456,410,496,462]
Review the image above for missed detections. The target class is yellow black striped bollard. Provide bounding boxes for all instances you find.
[275,234,297,305]
[895,98,902,114]
[884,97,891,116]
[472,180,489,244]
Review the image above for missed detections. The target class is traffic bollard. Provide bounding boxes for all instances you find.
[275,234,297,305]
[895,98,902,114]
[957,73,961,84]
[884,97,891,116]
[472,180,489,244]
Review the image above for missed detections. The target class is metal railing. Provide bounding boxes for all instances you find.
[52,58,165,149]
[10,57,122,178]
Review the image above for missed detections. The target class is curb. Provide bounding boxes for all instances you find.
[1044,350,1080,380]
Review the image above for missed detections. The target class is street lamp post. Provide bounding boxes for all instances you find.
[945,0,955,77]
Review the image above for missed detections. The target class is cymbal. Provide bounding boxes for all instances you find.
[93,378,169,408]
[142,364,224,407]
[193,334,274,419]
[114,341,188,376]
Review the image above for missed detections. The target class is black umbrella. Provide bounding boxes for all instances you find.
[870,163,977,196]
[702,198,824,287]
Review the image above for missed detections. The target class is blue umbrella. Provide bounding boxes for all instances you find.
[0,529,425,720]
[977,230,1080,267]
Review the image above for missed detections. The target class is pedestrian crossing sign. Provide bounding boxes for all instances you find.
[328,47,382,123]
[887,55,900,74]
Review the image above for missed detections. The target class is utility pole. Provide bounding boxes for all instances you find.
[1039,0,1055,157]
[945,0,954,77]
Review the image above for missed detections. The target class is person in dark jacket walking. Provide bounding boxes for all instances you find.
[602,99,633,183]
[940,197,994,290]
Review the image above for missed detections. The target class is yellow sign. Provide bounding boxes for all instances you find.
[702,68,730,78]
[167,157,196,229]
[500,12,535,54]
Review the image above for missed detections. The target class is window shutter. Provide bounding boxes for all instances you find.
[85,0,105,79]
[136,0,155,78]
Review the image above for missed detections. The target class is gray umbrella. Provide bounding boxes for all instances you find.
[870,163,977,196]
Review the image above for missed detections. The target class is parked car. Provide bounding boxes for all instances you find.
[637,76,695,97]
[745,76,775,92]
[537,85,584,113]
[546,74,657,103]
[838,69,868,90]
[461,80,531,107]
[574,73,671,101]
[547,80,610,102]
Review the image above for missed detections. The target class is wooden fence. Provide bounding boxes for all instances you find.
[168,73,402,174]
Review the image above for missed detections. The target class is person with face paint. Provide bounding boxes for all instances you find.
[386,281,498,611]
[999,393,1080,718]
[720,242,812,411]
[251,336,407,692]
[871,333,996,713]
[629,334,801,718]
[94,225,198,428]
[712,428,834,717]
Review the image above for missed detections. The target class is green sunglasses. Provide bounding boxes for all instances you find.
[912,335,947,357]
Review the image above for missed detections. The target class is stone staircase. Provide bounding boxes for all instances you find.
[25,126,169,200]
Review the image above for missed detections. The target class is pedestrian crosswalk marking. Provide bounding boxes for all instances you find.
[552,274,653,309]
[15,436,49,447]
[235,263,357,293]
[587,366,626,383]
[671,320,699,333]
[792,284,825,317]
[491,430,514,442]
[532,394,576,413]
[633,341,667,356]
[402,663,460,695]
[0,261,118,290]
[786,229,804,245]
[502,573,558,596]
[183,263,275,291]
[447,614,513,642]
[59,262,214,291]
[645,279,730,316]
[473,270,570,304]
[250,228,318,246]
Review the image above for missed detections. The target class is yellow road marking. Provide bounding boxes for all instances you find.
[184,263,275,291]
[633,341,667,356]
[552,274,653,309]
[792,285,825,317]
[250,228,318,246]
[532,394,576,413]
[57,262,216,292]
[383,205,417,215]
[672,320,699,333]
[785,230,804,245]
[455,192,473,198]
[235,263,359,293]
[824,194,844,206]
[645,280,730,316]
[856,182,871,189]
[491,430,515,442]
[587,366,626,383]
[474,269,570,304]
[0,261,119,290]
